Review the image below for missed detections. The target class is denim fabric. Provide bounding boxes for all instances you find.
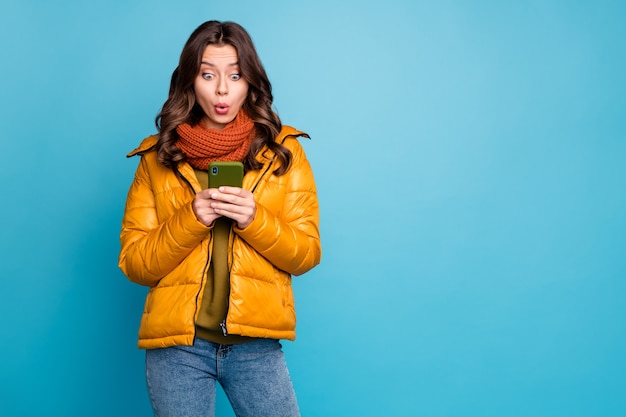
[145,338,300,417]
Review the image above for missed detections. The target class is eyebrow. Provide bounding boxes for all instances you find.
[200,61,240,67]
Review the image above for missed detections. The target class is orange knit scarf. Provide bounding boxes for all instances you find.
[176,109,255,170]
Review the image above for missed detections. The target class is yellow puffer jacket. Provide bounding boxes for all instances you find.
[118,126,321,349]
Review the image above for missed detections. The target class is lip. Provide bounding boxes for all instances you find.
[215,103,229,115]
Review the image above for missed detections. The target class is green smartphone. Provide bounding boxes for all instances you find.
[208,161,244,188]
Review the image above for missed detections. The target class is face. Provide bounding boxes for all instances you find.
[194,44,249,130]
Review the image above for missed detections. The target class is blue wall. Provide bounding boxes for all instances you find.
[1,0,625,416]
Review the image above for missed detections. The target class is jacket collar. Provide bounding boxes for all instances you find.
[127,126,309,159]
[126,127,309,193]
[126,135,158,158]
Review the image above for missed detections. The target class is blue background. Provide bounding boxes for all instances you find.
[1,0,625,416]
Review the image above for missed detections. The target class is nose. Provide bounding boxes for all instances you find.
[216,77,227,96]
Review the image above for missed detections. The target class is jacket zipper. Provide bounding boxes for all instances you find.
[178,165,233,338]
[250,155,276,192]
[220,224,240,337]
[176,167,210,339]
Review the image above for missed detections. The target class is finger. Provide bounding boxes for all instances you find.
[216,186,244,195]
[211,199,255,217]
[197,188,214,200]
[213,203,254,220]
[212,200,255,225]
[210,189,255,205]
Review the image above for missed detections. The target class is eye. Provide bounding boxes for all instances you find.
[230,73,241,81]
[202,72,214,80]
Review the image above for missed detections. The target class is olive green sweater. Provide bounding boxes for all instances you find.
[194,169,254,344]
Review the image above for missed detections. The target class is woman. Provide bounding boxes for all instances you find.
[118,20,321,417]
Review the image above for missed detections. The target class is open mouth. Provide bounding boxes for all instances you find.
[215,104,229,115]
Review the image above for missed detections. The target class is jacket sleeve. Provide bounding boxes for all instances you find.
[118,156,211,287]
[235,139,321,276]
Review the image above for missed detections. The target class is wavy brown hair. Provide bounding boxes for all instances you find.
[155,20,291,175]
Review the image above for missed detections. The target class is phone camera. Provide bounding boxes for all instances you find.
[211,166,218,175]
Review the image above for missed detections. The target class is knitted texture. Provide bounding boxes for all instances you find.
[176,109,255,169]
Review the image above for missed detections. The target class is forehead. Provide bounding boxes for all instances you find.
[201,44,239,63]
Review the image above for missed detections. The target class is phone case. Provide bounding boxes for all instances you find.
[208,161,244,188]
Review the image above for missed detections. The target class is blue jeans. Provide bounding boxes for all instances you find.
[145,338,300,417]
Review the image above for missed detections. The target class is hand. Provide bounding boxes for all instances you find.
[207,186,257,229]
[192,189,221,227]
